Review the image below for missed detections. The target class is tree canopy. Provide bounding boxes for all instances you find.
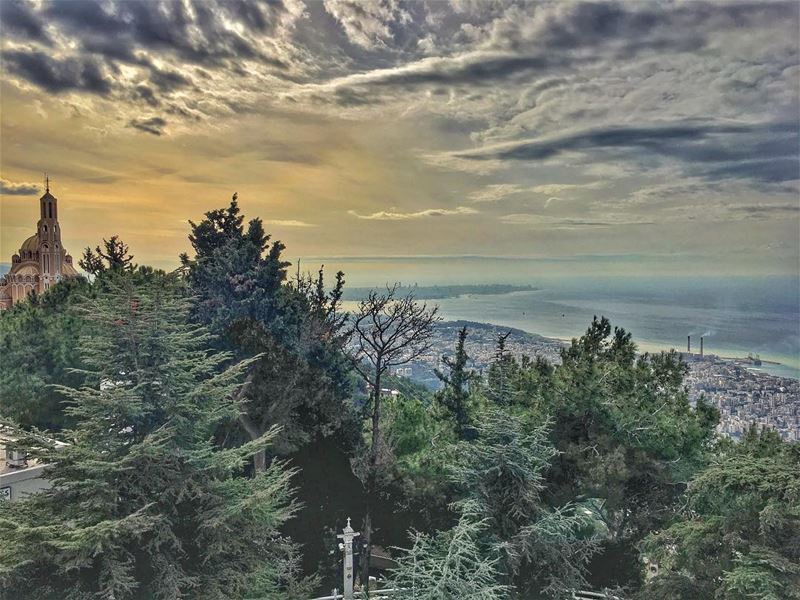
[0,272,306,599]
[639,425,800,600]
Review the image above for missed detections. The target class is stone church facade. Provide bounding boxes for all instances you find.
[0,184,79,310]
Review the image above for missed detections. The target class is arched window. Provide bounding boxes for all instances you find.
[43,225,48,233]
[48,202,53,219]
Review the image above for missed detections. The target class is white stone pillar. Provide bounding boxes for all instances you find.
[337,518,360,600]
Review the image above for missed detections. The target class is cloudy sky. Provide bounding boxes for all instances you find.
[1,0,798,277]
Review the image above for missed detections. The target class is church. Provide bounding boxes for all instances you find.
[0,182,79,310]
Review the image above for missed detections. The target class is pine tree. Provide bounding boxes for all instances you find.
[0,272,306,600]
[638,425,800,600]
[485,332,517,406]
[0,276,91,430]
[384,516,509,600]
[181,195,354,466]
[434,326,476,438]
[450,408,597,597]
[79,236,135,275]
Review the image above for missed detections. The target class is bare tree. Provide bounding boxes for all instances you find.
[349,284,440,584]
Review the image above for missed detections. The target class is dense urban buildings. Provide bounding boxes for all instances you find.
[401,321,800,441]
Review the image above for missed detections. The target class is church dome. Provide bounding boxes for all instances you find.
[15,265,39,276]
[20,234,40,252]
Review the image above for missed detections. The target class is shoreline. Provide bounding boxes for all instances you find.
[438,319,800,382]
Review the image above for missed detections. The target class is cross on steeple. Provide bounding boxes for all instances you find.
[44,173,50,193]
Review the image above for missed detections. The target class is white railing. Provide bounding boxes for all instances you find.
[310,590,399,600]
[311,520,623,600]
[311,588,619,600]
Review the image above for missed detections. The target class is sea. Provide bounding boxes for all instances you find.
[4,258,798,379]
[302,256,800,380]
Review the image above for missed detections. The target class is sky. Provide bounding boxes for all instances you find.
[0,0,798,279]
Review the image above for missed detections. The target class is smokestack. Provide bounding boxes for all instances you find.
[700,337,704,357]
[687,335,691,353]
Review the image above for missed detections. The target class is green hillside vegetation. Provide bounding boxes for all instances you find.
[1,195,797,599]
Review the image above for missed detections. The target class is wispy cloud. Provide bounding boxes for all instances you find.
[469,184,526,203]
[469,181,605,203]
[0,178,40,196]
[348,206,478,220]
[128,117,167,136]
[499,213,656,229]
[269,219,317,227]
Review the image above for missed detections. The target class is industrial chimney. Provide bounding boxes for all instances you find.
[687,335,691,353]
[700,337,704,357]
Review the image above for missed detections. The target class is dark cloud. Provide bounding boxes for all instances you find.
[148,66,193,92]
[0,0,298,111]
[134,85,160,107]
[0,178,40,196]
[525,1,793,53]
[457,121,800,184]
[314,0,798,113]
[128,117,167,136]
[458,123,748,160]
[2,50,112,95]
[701,158,800,184]
[0,0,50,44]
[324,52,570,95]
[41,0,293,67]
[729,203,800,218]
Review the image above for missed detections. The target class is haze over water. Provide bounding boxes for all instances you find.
[311,256,800,380]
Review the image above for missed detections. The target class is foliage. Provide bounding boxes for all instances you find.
[382,385,458,505]
[384,516,510,600]
[0,273,305,599]
[181,195,356,459]
[434,325,478,437]
[484,333,554,415]
[451,407,597,597]
[79,235,135,275]
[638,425,800,600]
[348,284,440,579]
[545,317,719,543]
[0,276,91,430]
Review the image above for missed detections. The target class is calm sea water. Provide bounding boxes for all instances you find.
[433,277,800,379]
[307,257,800,380]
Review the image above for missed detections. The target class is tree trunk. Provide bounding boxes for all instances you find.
[239,412,267,474]
[361,370,382,586]
[370,370,382,468]
[361,506,372,588]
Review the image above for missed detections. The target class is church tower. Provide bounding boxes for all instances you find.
[0,177,78,309]
[36,177,65,289]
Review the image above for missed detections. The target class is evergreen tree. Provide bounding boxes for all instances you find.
[548,317,719,546]
[434,325,477,438]
[0,273,306,599]
[181,195,355,467]
[638,425,800,600]
[79,235,135,275]
[451,408,597,597]
[485,332,518,406]
[0,275,91,430]
[384,516,509,600]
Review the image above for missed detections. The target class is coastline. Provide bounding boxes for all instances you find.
[436,319,800,382]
